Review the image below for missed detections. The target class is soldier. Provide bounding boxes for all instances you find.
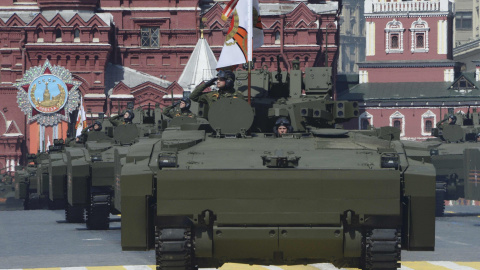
[109,110,135,127]
[190,70,243,107]
[162,97,195,118]
[78,121,103,140]
[273,117,293,136]
[436,114,457,130]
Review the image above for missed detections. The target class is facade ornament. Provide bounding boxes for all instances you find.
[14,60,82,126]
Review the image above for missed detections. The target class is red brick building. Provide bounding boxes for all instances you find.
[339,0,480,141]
[0,0,340,167]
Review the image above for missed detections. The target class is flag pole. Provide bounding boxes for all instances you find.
[247,0,253,105]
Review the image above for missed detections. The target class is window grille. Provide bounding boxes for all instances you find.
[141,27,160,48]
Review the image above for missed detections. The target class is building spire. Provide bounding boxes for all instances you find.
[178,36,217,91]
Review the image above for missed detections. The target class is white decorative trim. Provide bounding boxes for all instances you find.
[359,111,373,130]
[444,68,454,82]
[385,19,404,54]
[366,21,376,56]
[437,20,447,54]
[109,94,134,99]
[389,111,405,137]
[421,110,436,136]
[85,94,107,98]
[163,94,184,99]
[410,18,430,53]
[359,70,369,84]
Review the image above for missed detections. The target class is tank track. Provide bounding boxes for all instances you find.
[363,229,401,270]
[435,182,446,217]
[155,227,197,270]
[24,191,45,210]
[86,194,111,230]
[65,203,84,223]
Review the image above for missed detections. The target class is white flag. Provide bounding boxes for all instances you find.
[46,135,51,151]
[75,96,87,137]
[216,0,263,69]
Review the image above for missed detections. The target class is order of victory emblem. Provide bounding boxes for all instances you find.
[15,60,81,126]
[29,75,68,113]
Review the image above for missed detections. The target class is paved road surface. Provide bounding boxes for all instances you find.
[0,205,479,270]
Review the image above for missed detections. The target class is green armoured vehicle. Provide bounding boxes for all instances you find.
[14,153,50,210]
[117,62,436,270]
[65,105,163,228]
[14,139,73,210]
[425,109,480,216]
[46,118,116,222]
[0,167,16,207]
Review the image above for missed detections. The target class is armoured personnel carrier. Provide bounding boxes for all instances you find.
[45,119,116,220]
[65,105,163,228]
[424,109,480,216]
[0,167,16,206]
[117,62,436,270]
[14,153,50,209]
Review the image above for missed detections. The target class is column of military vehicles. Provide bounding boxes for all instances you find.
[5,60,480,270]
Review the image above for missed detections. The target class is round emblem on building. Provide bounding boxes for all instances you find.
[15,60,82,126]
[28,75,69,114]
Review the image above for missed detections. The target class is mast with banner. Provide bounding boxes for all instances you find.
[216,0,263,104]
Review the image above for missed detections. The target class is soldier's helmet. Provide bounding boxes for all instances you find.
[181,97,191,110]
[273,117,293,135]
[449,114,457,125]
[125,109,135,123]
[93,121,102,131]
[217,70,236,89]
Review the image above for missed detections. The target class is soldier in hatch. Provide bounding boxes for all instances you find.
[109,109,135,127]
[162,97,195,118]
[190,70,243,107]
[436,114,457,130]
[273,117,293,136]
[78,121,103,141]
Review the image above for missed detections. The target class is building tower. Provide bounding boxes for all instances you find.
[340,0,480,140]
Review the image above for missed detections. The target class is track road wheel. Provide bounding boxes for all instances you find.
[86,194,110,230]
[155,227,197,270]
[25,193,43,210]
[362,229,401,270]
[65,203,84,223]
[435,187,446,217]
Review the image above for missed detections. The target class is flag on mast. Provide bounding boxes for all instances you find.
[75,96,87,137]
[46,135,51,151]
[216,0,263,69]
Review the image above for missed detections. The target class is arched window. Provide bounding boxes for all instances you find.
[36,28,44,43]
[425,120,432,133]
[56,55,61,65]
[275,30,280,44]
[390,111,405,137]
[393,120,401,131]
[74,28,80,42]
[385,19,404,53]
[391,35,399,49]
[92,28,99,43]
[410,18,429,53]
[359,112,373,130]
[361,119,370,130]
[55,28,62,42]
[421,110,436,136]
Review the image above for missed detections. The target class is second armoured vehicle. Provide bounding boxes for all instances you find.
[426,109,480,216]
[117,63,436,270]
